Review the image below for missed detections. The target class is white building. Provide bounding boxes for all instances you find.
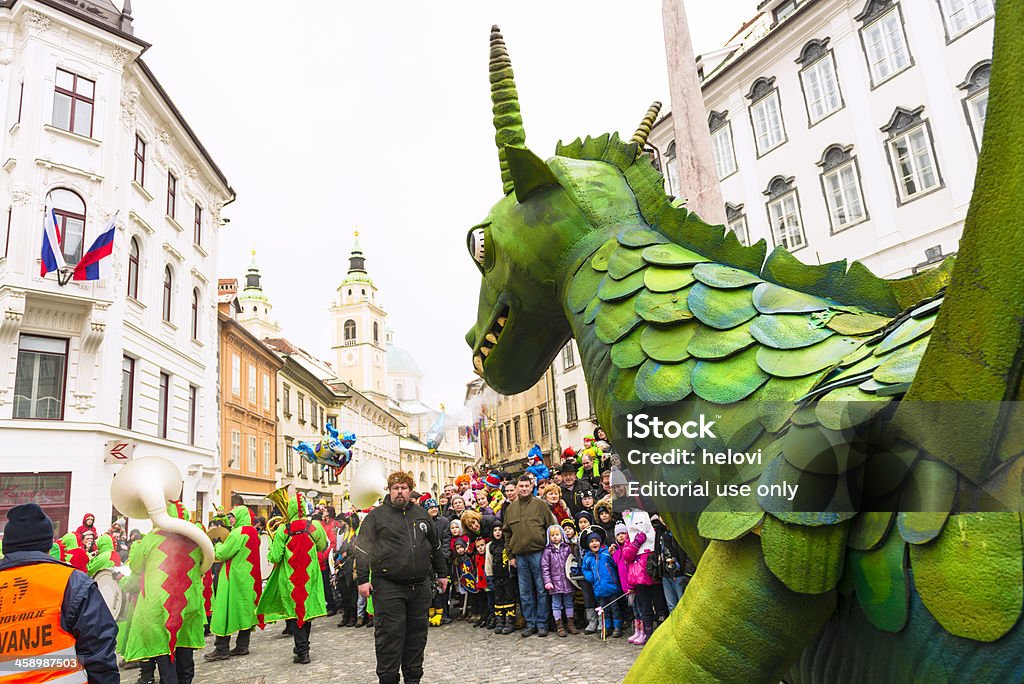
[0,0,234,535]
[552,339,595,455]
[651,0,994,277]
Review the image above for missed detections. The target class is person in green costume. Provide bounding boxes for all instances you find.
[60,531,89,572]
[87,533,121,576]
[118,501,205,684]
[257,492,327,665]
[203,505,263,660]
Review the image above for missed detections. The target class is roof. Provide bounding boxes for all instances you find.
[387,343,421,376]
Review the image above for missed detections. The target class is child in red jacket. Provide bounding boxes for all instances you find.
[471,536,490,628]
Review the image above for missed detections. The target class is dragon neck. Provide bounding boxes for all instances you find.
[559,240,708,562]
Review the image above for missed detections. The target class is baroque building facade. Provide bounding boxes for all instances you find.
[0,0,233,533]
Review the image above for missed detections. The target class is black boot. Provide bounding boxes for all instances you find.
[493,615,504,634]
[485,614,497,630]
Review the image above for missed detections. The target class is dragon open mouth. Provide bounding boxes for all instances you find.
[473,302,510,376]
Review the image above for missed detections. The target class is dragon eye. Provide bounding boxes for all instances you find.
[468,227,486,266]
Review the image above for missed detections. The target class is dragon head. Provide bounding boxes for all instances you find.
[466,26,657,394]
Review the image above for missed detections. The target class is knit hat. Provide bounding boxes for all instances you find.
[580,489,595,500]
[418,493,433,505]
[575,511,594,525]
[454,536,468,550]
[2,503,54,554]
[423,498,439,510]
[483,472,502,489]
[562,447,576,459]
[614,522,628,537]
[560,518,577,533]
[581,527,606,548]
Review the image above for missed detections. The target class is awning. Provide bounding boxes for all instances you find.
[233,492,272,507]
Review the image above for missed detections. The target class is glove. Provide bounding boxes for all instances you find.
[545,583,554,591]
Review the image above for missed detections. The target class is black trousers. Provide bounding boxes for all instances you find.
[213,628,251,654]
[149,648,195,684]
[322,567,337,613]
[286,618,312,657]
[492,576,516,617]
[372,578,431,684]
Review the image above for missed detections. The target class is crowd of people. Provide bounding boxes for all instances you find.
[3,427,696,684]
[327,430,696,647]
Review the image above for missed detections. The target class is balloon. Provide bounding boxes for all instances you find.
[292,421,357,476]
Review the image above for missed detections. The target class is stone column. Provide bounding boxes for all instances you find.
[662,0,726,225]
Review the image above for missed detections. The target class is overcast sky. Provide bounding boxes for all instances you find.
[132,1,758,416]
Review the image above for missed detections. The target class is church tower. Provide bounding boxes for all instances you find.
[236,250,282,340]
[330,233,389,403]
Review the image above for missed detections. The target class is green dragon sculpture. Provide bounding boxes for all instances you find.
[465,6,1024,683]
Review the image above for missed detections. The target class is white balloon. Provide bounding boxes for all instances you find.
[350,459,387,509]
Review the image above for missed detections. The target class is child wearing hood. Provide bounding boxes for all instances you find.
[87,533,121,576]
[541,524,577,636]
[580,528,623,638]
[75,512,97,539]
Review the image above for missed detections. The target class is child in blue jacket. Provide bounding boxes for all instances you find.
[580,528,623,638]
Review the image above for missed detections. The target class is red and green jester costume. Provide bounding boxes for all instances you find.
[117,501,206,662]
[210,505,264,636]
[257,493,328,627]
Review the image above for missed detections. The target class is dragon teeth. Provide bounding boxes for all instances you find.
[480,346,491,357]
[485,333,498,344]
[473,355,484,372]
[496,316,507,327]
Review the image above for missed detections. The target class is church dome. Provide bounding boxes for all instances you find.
[387,344,421,376]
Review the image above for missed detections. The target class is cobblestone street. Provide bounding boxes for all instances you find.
[120,620,642,684]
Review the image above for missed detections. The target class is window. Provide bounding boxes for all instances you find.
[565,389,578,424]
[14,335,67,420]
[373,322,379,344]
[311,399,318,429]
[263,440,271,475]
[774,0,798,23]
[498,427,505,453]
[191,288,200,340]
[959,61,991,152]
[52,68,94,137]
[320,407,324,430]
[858,4,911,86]
[514,416,521,446]
[747,77,786,155]
[231,354,240,396]
[285,441,294,476]
[298,392,305,422]
[158,372,170,439]
[133,135,146,186]
[939,0,993,38]
[504,422,511,451]
[231,430,240,468]
[709,111,737,179]
[663,141,678,196]
[300,452,308,479]
[47,189,85,265]
[882,107,940,202]
[344,319,356,342]
[764,176,806,251]
[819,145,867,230]
[283,384,291,416]
[248,435,257,472]
[262,374,270,412]
[188,385,197,445]
[194,204,202,246]
[167,172,177,218]
[725,203,748,246]
[562,343,575,370]
[248,364,257,403]
[539,406,549,436]
[127,238,140,299]
[120,356,134,429]
[526,410,536,441]
[798,40,842,124]
[162,266,173,322]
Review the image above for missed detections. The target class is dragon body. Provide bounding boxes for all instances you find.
[466,9,1024,683]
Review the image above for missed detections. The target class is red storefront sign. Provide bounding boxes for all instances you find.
[0,473,72,537]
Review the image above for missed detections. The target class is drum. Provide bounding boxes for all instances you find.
[94,569,126,620]
[259,533,273,579]
[565,554,582,590]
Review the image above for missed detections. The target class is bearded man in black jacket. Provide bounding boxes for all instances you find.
[355,472,448,684]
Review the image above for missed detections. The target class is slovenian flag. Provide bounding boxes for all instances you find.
[72,214,117,281]
[40,202,67,277]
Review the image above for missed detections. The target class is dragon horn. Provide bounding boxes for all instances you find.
[630,101,663,155]
[489,25,526,195]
